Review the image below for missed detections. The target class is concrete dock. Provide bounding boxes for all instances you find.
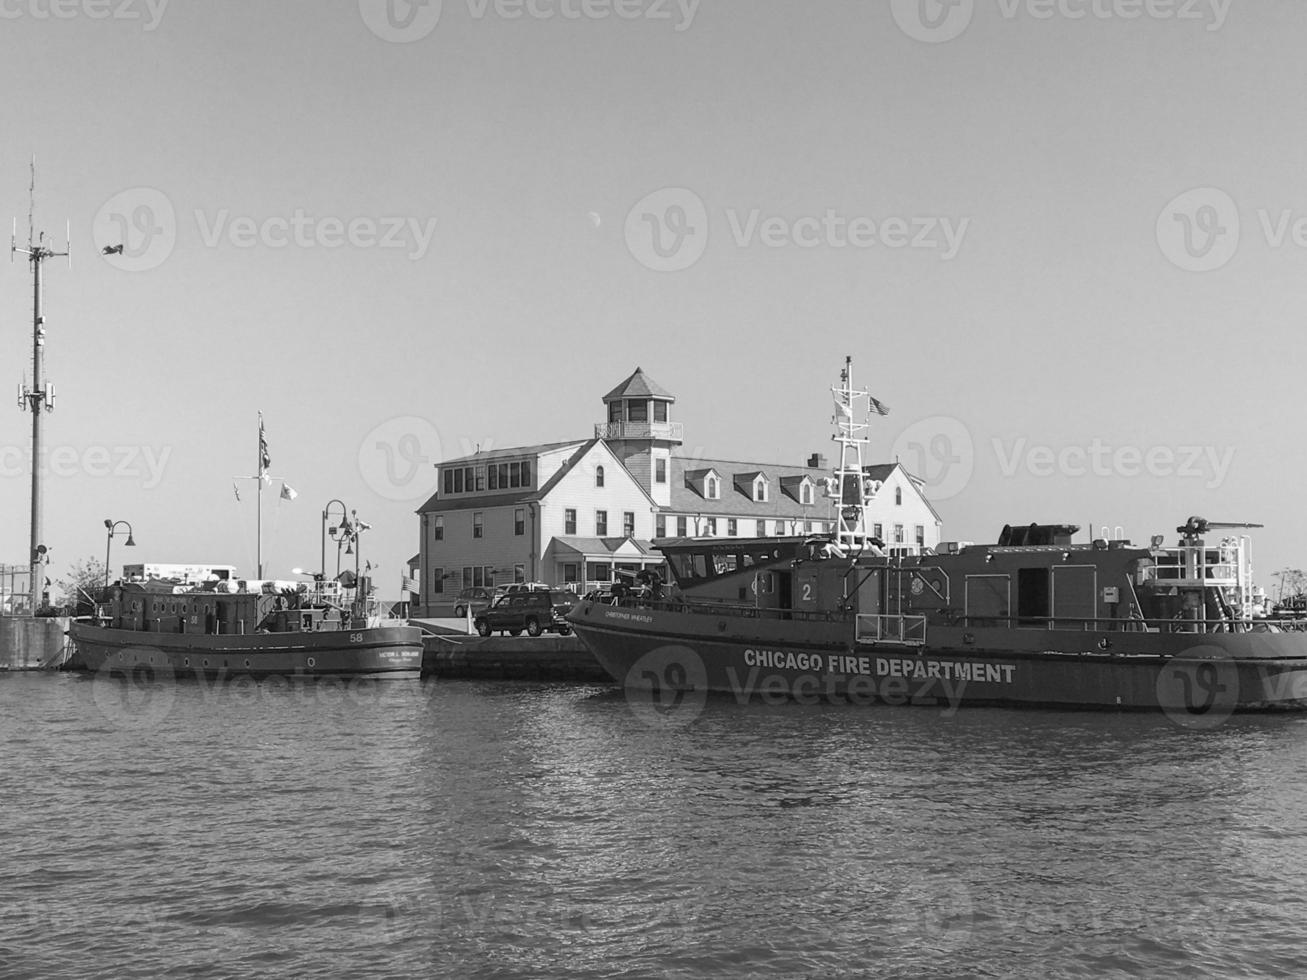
[0,617,72,670]
[414,619,613,682]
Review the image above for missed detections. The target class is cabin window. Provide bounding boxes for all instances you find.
[565,509,577,535]
[1017,568,1051,627]
[596,465,605,488]
[596,510,608,536]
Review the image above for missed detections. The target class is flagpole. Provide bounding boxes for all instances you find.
[257,412,263,579]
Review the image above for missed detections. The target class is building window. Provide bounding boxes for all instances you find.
[431,568,444,594]
[916,525,925,547]
[728,518,738,536]
[656,514,666,537]
[655,458,667,484]
[563,563,579,584]
[514,509,525,536]
[677,516,687,536]
[596,510,608,536]
[608,401,622,423]
[473,512,483,538]
[894,524,904,544]
[873,522,883,540]
[629,400,648,422]
[564,508,577,535]
[462,567,473,589]
[623,511,635,536]
[588,562,612,582]
[475,467,486,491]
[753,478,767,502]
[453,469,464,493]
[895,486,903,506]
[498,463,509,487]
[522,460,531,486]
[801,481,814,505]
[488,466,499,490]
[596,465,605,488]
[755,519,765,536]
[514,564,525,583]
[654,401,667,423]
[707,476,719,499]
[443,470,453,494]
[510,463,522,488]
[706,517,717,536]
[433,516,444,541]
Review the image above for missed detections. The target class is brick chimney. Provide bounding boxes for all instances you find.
[807,453,827,469]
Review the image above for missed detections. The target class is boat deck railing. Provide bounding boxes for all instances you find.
[954,614,1298,634]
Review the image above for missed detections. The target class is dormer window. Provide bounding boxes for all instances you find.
[753,477,768,502]
[800,481,814,505]
[596,465,605,488]
[707,476,719,499]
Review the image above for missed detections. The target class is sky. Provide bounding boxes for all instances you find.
[1,0,1306,596]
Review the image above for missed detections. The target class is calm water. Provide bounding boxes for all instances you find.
[3,670,1307,979]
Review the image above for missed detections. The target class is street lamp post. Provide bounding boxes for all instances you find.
[103,519,135,589]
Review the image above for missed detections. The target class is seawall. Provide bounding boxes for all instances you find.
[420,633,612,683]
[0,617,71,670]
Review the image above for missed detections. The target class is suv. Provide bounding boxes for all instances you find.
[453,587,496,619]
[474,591,576,637]
[501,582,551,595]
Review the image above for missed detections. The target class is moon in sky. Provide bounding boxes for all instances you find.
[587,211,602,228]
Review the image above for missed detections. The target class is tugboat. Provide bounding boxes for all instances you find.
[68,417,423,679]
[567,358,1307,713]
[68,568,422,679]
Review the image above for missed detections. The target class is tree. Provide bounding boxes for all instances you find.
[54,557,109,614]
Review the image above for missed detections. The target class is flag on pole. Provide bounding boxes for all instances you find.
[833,392,852,419]
[232,481,240,502]
[259,413,271,474]
[280,483,298,501]
[869,395,890,417]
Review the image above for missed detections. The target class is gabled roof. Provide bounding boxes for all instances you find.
[548,536,657,558]
[439,440,586,467]
[733,470,769,497]
[603,367,674,402]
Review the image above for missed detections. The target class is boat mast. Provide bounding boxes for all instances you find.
[831,355,872,550]
[12,160,68,610]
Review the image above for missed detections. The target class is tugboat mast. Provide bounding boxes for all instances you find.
[11,161,68,610]
[830,355,874,550]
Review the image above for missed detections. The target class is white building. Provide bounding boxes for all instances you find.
[414,368,942,613]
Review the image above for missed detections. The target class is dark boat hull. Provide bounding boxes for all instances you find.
[568,600,1307,714]
[68,621,423,678]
